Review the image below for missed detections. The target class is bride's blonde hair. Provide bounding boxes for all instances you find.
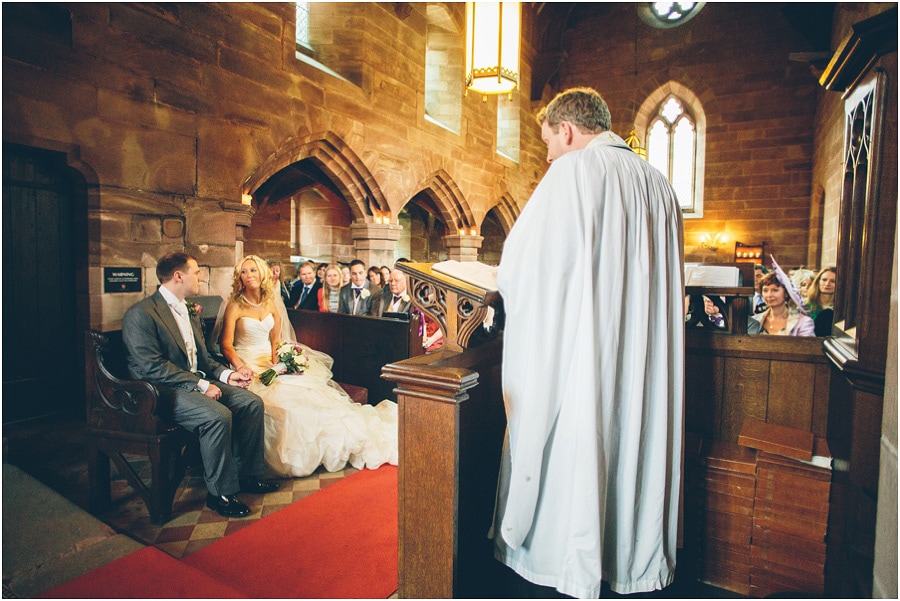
[230,255,275,305]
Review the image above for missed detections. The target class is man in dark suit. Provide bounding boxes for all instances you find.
[338,259,373,315]
[122,252,278,518]
[372,267,412,317]
[289,260,321,310]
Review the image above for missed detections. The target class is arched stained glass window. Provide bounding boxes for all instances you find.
[647,96,698,214]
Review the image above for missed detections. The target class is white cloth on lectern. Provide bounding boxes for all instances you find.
[490,132,684,598]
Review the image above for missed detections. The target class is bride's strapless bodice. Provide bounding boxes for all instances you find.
[234,313,275,350]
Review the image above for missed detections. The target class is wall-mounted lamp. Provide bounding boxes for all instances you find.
[465,2,521,101]
[700,232,727,251]
[241,192,253,205]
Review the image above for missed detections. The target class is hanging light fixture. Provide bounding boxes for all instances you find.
[465,2,521,101]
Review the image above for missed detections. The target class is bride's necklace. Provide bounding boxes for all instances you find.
[241,294,263,307]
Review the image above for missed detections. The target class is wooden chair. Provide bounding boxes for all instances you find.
[84,330,194,525]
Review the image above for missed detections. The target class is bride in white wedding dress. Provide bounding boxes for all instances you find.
[216,255,397,477]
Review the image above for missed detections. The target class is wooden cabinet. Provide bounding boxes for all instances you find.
[818,8,897,597]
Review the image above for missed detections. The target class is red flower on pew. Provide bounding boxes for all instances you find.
[259,342,310,386]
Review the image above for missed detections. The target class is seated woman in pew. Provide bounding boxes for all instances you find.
[806,266,836,337]
[216,255,398,478]
[748,272,815,336]
[317,264,343,313]
[367,266,386,291]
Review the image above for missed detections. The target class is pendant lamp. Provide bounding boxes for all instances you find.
[465,2,521,101]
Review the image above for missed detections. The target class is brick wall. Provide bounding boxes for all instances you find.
[558,3,822,268]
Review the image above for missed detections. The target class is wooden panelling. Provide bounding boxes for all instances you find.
[766,362,816,431]
[721,358,770,444]
[686,333,830,442]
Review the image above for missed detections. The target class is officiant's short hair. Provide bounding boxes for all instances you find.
[536,87,611,134]
[156,252,193,283]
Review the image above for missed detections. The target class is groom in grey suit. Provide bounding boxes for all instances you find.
[122,252,278,518]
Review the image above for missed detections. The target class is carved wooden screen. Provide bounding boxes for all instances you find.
[828,69,895,378]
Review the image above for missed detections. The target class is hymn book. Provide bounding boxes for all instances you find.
[431,260,499,292]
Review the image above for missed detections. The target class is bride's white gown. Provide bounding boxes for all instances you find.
[232,313,398,477]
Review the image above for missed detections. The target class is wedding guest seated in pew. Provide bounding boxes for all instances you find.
[289,260,321,311]
[339,260,373,315]
[752,264,769,315]
[216,255,398,478]
[380,265,392,288]
[267,259,292,306]
[367,266,386,291]
[791,267,816,301]
[316,262,327,284]
[372,268,412,317]
[748,272,815,336]
[806,266,836,337]
[317,264,343,312]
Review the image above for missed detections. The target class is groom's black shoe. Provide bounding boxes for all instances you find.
[206,493,251,518]
[239,478,280,494]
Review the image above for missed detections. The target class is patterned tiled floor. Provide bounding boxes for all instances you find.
[3,416,356,559]
[98,462,358,559]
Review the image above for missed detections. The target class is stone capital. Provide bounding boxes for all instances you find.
[349,222,404,242]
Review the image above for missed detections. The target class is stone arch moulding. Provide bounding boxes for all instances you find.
[406,169,476,232]
[242,131,388,222]
[487,193,520,235]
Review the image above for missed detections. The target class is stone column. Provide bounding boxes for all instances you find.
[442,234,484,262]
[350,222,404,268]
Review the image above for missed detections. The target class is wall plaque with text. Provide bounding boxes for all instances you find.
[104,267,142,293]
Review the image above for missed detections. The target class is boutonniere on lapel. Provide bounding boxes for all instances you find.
[186,302,203,319]
[360,289,371,299]
[400,293,410,303]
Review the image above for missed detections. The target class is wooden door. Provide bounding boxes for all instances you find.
[2,143,83,423]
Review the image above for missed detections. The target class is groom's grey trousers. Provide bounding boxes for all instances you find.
[160,383,266,497]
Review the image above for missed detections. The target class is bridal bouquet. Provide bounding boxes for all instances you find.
[259,342,310,386]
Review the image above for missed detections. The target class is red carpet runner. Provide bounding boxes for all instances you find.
[185,465,399,598]
[42,466,398,599]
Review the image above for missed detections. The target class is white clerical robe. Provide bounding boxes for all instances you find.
[490,132,684,598]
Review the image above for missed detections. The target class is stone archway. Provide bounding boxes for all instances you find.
[242,132,401,268]
[485,193,520,236]
[243,131,389,222]
[402,169,482,262]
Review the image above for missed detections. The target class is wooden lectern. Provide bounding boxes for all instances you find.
[383,262,510,598]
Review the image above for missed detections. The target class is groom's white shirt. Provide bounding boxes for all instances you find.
[158,284,232,391]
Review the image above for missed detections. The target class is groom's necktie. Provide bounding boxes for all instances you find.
[354,288,362,299]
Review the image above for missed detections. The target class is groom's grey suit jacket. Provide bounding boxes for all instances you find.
[122,290,227,389]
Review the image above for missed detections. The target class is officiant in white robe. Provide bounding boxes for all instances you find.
[490,88,684,598]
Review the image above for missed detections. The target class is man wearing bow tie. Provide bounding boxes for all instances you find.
[338,259,373,315]
[372,268,412,316]
[122,252,278,519]
[289,261,321,311]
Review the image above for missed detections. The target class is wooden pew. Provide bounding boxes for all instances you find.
[288,309,423,403]
[84,330,193,525]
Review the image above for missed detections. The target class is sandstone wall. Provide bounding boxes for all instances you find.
[556,3,823,268]
[3,3,545,329]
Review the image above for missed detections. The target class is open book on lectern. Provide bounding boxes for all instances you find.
[431,260,499,292]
